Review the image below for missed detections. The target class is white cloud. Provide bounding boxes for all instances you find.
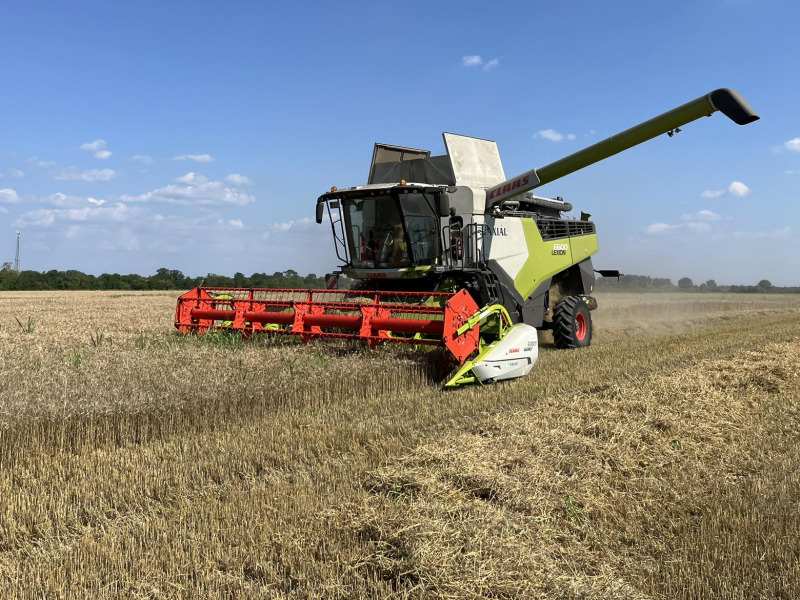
[784,138,800,152]
[228,219,244,229]
[6,168,25,177]
[682,209,720,222]
[535,129,577,142]
[175,172,209,185]
[0,188,20,203]
[52,167,116,182]
[16,202,135,227]
[700,181,750,198]
[42,192,81,207]
[132,155,154,164]
[87,197,105,206]
[645,222,681,235]
[0,207,7,213]
[121,177,255,207]
[462,55,500,70]
[224,173,252,186]
[80,139,105,152]
[263,217,313,240]
[80,139,112,159]
[174,154,214,163]
[728,181,750,197]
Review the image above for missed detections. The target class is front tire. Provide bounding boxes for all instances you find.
[553,296,592,349]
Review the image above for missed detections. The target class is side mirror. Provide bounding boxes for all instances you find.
[438,194,450,217]
[315,202,325,224]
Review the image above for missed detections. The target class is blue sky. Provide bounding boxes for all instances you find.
[1,0,797,285]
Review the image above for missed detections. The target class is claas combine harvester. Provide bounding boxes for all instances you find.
[175,88,759,387]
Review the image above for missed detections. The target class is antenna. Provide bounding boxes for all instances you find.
[14,231,20,273]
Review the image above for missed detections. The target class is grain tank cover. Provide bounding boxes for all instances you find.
[368,143,455,185]
[443,133,506,188]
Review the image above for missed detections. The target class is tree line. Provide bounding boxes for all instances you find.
[596,274,800,293]
[0,267,327,291]
[0,266,796,293]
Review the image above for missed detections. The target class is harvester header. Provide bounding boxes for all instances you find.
[176,87,759,387]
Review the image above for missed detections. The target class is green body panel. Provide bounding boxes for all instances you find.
[570,232,599,263]
[513,220,598,299]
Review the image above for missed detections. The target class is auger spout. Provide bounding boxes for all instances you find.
[485,88,759,208]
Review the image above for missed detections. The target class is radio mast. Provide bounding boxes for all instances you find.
[14,231,20,273]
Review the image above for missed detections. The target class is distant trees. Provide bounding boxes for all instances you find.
[597,274,799,294]
[0,268,328,291]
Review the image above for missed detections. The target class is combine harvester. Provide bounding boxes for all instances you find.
[176,88,758,387]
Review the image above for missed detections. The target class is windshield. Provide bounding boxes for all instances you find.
[342,191,439,268]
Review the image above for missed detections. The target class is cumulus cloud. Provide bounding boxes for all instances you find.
[228,219,244,229]
[644,222,682,235]
[682,209,720,222]
[16,202,135,227]
[80,139,112,159]
[462,55,500,71]
[728,181,750,197]
[700,181,750,198]
[4,168,25,177]
[175,172,209,185]
[0,188,20,204]
[41,192,84,207]
[174,154,214,163]
[132,155,154,164]
[87,197,105,206]
[224,173,252,186]
[121,176,255,207]
[52,167,116,182]
[263,217,314,240]
[784,138,800,152]
[535,129,577,142]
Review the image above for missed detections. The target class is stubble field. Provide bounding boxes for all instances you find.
[0,290,799,599]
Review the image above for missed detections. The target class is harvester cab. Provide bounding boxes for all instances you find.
[177,88,759,387]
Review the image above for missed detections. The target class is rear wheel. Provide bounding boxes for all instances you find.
[553,296,592,349]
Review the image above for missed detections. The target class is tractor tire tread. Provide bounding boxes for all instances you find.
[553,295,592,349]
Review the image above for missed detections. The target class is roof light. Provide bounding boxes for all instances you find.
[330,186,337,192]
[399,180,406,186]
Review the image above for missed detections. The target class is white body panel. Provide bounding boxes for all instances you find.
[443,133,506,188]
[472,323,539,383]
[481,216,529,281]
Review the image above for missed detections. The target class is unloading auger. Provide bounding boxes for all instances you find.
[175,88,759,387]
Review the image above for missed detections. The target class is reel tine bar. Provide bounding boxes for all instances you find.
[175,287,480,363]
